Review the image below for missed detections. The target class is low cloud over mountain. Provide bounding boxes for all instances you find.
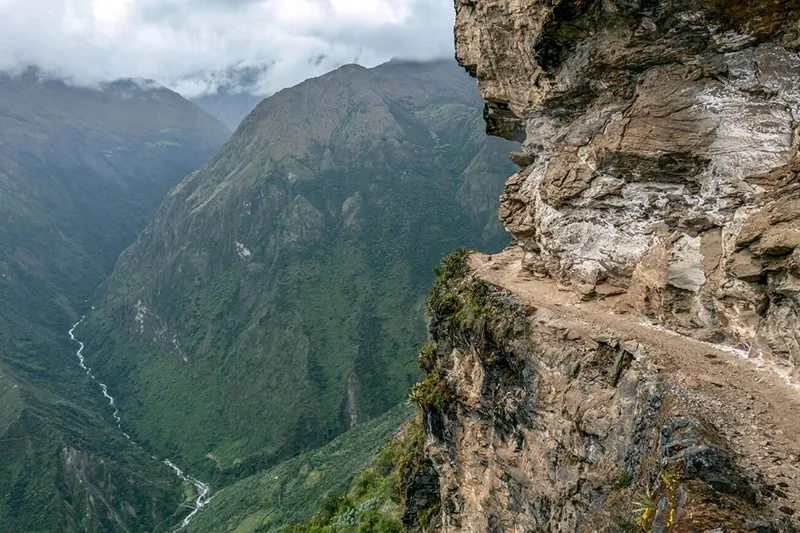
[0,0,454,96]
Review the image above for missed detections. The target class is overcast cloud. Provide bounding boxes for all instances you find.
[0,0,455,96]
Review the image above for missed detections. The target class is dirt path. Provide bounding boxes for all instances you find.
[470,248,800,519]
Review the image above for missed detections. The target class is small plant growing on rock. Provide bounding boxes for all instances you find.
[633,490,656,530]
[416,502,441,532]
[660,467,680,492]
[453,288,487,329]
[417,343,437,374]
[407,371,454,412]
[617,472,633,488]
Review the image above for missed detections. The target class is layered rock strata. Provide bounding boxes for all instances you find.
[407,1,800,531]
[455,0,800,377]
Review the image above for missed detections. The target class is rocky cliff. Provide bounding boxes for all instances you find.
[410,1,800,531]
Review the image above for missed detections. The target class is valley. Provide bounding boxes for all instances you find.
[69,318,212,529]
[0,70,230,532]
[0,57,515,532]
[78,59,515,482]
[3,0,800,530]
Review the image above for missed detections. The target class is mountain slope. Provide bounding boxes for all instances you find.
[0,71,231,330]
[81,59,516,480]
[186,405,413,533]
[0,69,231,532]
[381,1,800,531]
[184,63,270,130]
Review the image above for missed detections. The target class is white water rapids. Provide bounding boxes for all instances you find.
[68,316,212,530]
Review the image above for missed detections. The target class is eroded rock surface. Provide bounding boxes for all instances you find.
[455,0,800,377]
[406,2,800,532]
[417,250,799,532]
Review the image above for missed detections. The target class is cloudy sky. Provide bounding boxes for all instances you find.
[0,0,455,96]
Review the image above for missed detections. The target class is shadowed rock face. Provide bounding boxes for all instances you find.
[415,250,800,533]
[398,2,800,532]
[455,0,800,378]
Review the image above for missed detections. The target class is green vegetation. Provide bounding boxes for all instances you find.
[82,59,516,479]
[633,490,657,530]
[428,248,486,325]
[426,248,525,366]
[408,341,454,412]
[186,405,413,533]
[278,412,427,533]
[627,451,769,532]
[0,70,230,531]
[632,464,684,532]
[617,472,634,489]
[407,369,454,412]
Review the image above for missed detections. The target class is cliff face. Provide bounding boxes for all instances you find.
[455,0,800,376]
[421,250,799,531]
[411,1,800,531]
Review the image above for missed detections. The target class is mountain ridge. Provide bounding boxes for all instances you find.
[80,58,516,483]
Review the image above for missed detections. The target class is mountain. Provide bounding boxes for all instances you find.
[0,69,231,531]
[0,71,231,332]
[79,58,516,482]
[252,1,800,531]
[381,1,800,532]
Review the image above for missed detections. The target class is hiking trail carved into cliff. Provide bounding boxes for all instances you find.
[471,248,800,514]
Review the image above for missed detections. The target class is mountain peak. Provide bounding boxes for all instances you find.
[82,59,516,489]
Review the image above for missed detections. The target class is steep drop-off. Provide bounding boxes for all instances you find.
[0,70,230,532]
[80,59,516,479]
[403,1,800,532]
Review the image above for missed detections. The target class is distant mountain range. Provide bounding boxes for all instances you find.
[179,63,272,130]
[190,89,266,131]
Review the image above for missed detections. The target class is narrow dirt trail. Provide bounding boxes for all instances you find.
[471,248,800,517]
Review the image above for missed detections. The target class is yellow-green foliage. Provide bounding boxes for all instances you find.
[416,343,437,374]
[633,491,656,531]
[407,370,454,412]
[282,419,424,533]
[633,463,683,532]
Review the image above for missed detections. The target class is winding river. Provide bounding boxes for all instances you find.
[68,316,212,530]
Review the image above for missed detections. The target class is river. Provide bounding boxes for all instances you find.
[68,316,212,531]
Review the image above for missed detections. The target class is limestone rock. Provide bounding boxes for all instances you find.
[667,234,706,292]
[411,1,800,531]
[454,0,800,372]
